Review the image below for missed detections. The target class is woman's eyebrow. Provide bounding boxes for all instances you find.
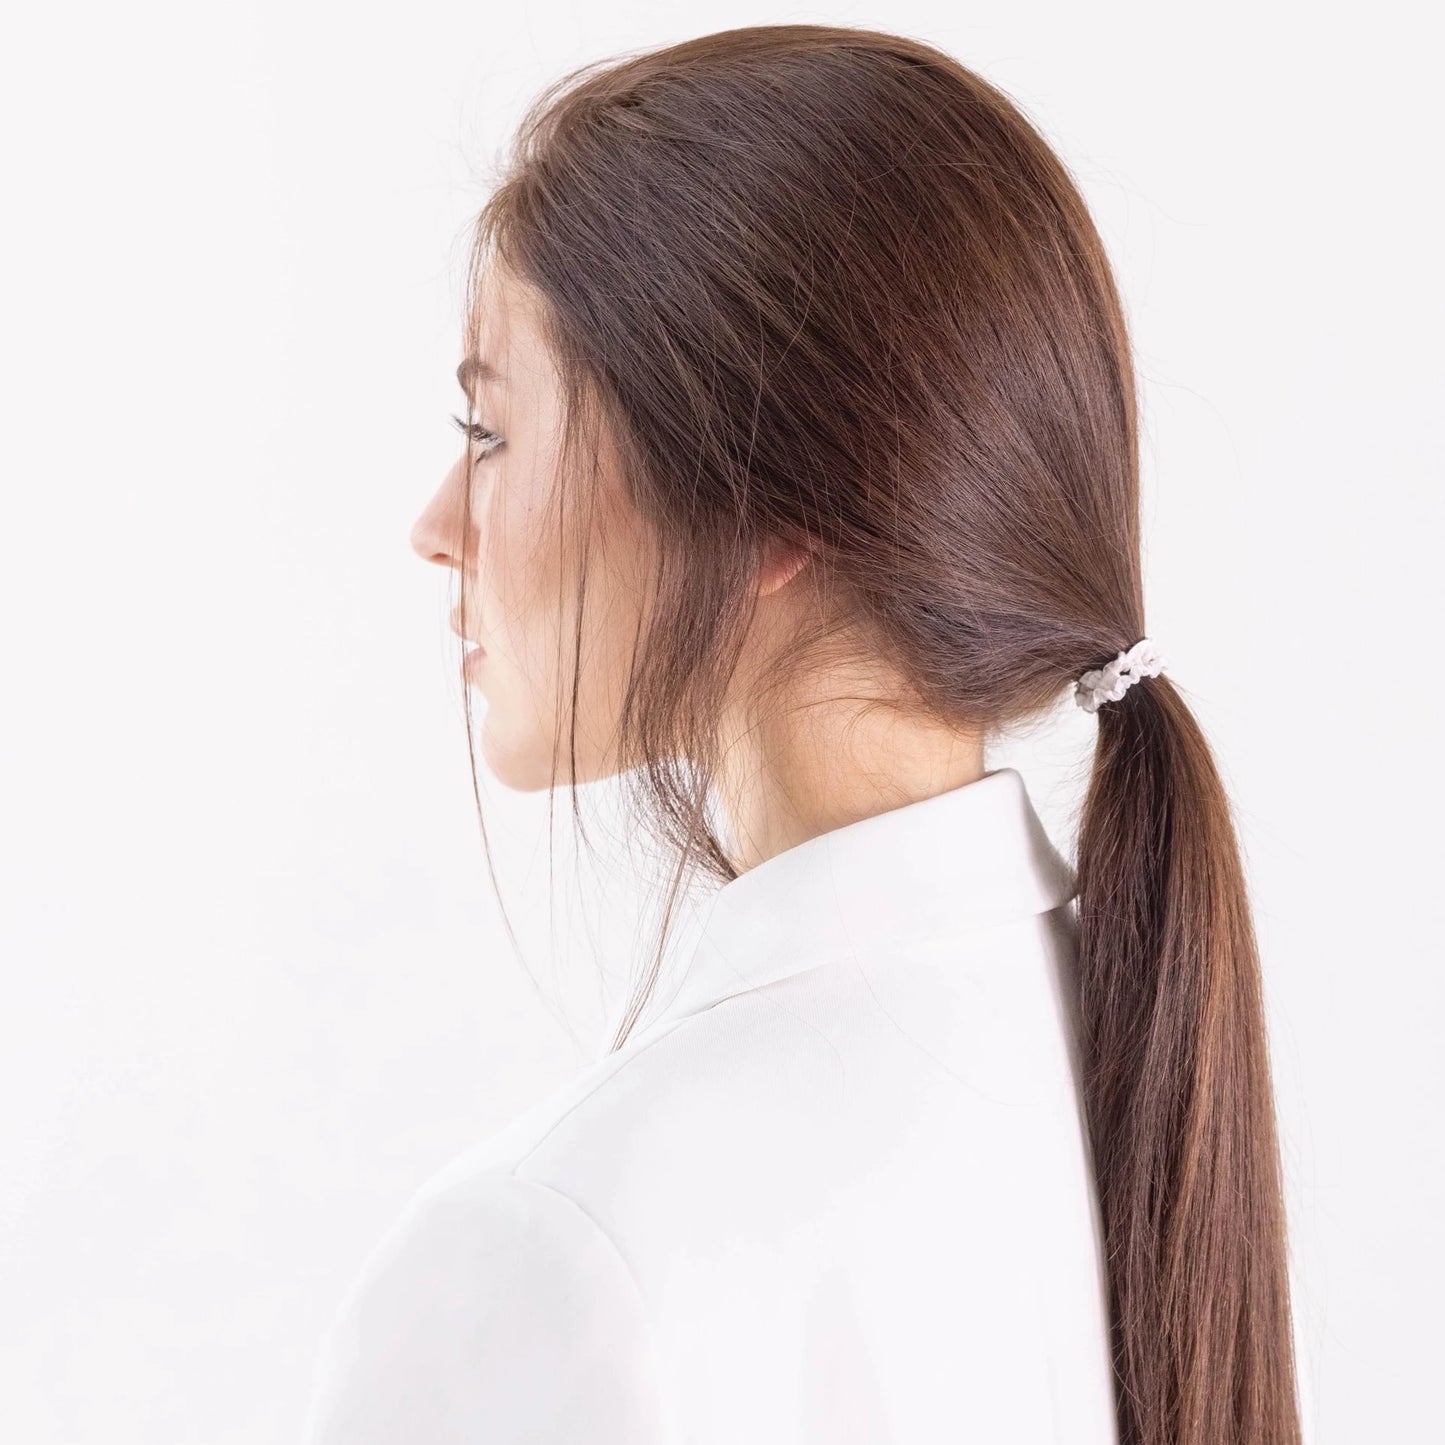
[456,356,502,391]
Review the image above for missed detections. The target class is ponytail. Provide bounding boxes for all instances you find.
[1075,671,1302,1445]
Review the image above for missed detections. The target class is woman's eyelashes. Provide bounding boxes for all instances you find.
[449,412,504,459]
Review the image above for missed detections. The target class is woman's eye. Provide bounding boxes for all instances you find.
[449,412,503,459]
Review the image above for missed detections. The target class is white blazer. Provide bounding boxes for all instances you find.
[299,766,1120,1444]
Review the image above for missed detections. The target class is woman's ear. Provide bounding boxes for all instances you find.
[756,534,814,597]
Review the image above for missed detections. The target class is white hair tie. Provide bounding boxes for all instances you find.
[1074,637,1167,713]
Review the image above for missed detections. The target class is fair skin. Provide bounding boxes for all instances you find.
[410,262,985,872]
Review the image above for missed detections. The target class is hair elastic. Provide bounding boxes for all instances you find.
[1074,637,1167,713]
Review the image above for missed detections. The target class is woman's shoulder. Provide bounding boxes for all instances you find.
[300,1157,666,1444]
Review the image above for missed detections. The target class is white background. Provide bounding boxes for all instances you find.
[2,3,1439,1441]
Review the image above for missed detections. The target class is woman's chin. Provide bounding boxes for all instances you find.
[476,719,558,794]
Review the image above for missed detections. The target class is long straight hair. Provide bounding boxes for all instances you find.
[452,24,1301,1445]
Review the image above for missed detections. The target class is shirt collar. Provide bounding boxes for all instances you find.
[627,766,1078,1045]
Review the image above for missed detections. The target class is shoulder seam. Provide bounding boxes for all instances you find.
[503,1168,655,1333]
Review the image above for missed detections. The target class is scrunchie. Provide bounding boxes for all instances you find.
[1074,637,1167,713]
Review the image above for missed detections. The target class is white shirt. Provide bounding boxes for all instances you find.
[299,766,1119,1444]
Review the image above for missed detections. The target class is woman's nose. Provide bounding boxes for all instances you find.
[410,464,468,567]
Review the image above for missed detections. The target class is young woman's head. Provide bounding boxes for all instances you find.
[412,26,1302,1444]
[411,249,985,831]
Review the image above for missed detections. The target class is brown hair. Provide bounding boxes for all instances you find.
[452,24,1301,1445]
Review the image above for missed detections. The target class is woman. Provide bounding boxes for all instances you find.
[301,24,1302,1445]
